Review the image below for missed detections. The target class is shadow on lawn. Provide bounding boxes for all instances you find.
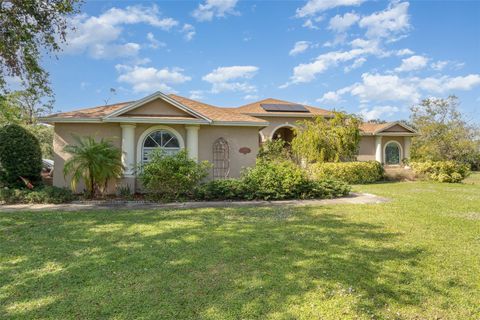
[0,207,439,318]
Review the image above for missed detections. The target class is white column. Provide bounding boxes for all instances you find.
[375,136,383,163]
[120,124,136,176]
[404,136,411,160]
[185,125,199,160]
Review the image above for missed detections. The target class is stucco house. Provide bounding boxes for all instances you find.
[42,91,417,192]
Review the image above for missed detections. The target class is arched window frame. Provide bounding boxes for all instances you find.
[383,140,403,165]
[136,125,185,165]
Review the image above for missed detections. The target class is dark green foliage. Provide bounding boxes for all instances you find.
[410,160,470,183]
[196,160,351,201]
[0,185,75,204]
[63,135,124,197]
[309,161,384,184]
[194,179,246,200]
[139,149,211,200]
[0,1,81,96]
[257,139,291,161]
[0,124,42,187]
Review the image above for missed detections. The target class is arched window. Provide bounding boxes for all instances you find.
[142,130,180,163]
[213,138,229,179]
[384,141,402,165]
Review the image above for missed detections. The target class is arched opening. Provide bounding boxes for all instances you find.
[384,141,402,165]
[136,125,185,166]
[271,126,295,144]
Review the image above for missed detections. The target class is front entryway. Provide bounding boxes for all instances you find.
[384,141,402,165]
[272,126,295,144]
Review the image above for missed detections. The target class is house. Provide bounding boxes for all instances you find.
[41,91,417,192]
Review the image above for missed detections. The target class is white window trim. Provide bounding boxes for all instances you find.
[269,123,297,140]
[383,140,403,165]
[136,125,185,166]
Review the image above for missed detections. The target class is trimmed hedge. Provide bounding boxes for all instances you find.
[0,186,76,204]
[309,161,384,184]
[196,160,351,201]
[0,124,43,187]
[410,160,470,183]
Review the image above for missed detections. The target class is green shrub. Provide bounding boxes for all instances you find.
[0,124,42,187]
[410,160,470,183]
[257,139,291,161]
[139,149,211,200]
[241,160,307,200]
[0,186,75,204]
[195,179,246,201]
[309,161,384,184]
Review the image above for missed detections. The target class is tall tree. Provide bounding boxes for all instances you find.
[292,112,361,163]
[410,96,480,166]
[0,0,81,96]
[8,89,53,124]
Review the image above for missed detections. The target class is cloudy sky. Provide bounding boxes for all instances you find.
[45,0,480,121]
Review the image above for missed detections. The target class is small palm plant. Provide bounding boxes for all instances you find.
[63,135,124,198]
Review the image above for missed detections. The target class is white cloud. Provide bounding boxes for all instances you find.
[344,57,366,72]
[189,90,204,100]
[359,2,410,39]
[395,55,429,72]
[417,74,480,93]
[244,94,259,100]
[115,64,191,93]
[302,19,319,29]
[396,48,414,56]
[317,91,343,103]
[202,66,258,93]
[296,0,364,18]
[289,41,311,56]
[282,45,381,86]
[146,32,166,49]
[431,60,449,71]
[192,0,239,22]
[325,73,480,105]
[328,12,359,33]
[65,5,178,59]
[359,105,400,120]
[181,24,196,41]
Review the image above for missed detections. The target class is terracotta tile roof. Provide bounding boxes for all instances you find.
[46,102,132,119]
[234,98,332,116]
[167,94,268,123]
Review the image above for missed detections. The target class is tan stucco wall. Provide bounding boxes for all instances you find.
[358,136,376,161]
[198,126,259,178]
[357,135,406,162]
[123,99,194,117]
[53,122,259,192]
[53,123,122,193]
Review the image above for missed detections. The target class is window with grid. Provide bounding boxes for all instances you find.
[142,130,180,163]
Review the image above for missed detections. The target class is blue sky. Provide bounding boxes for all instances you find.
[45,0,480,122]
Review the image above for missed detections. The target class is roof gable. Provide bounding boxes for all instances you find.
[106,91,211,122]
[360,122,417,135]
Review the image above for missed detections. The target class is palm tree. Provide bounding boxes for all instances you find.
[63,135,123,198]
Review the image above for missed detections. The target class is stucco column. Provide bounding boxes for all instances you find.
[404,136,411,160]
[185,125,199,160]
[375,136,383,163]
[120,124,136,176]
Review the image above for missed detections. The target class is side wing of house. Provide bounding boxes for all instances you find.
[358,122,418,165]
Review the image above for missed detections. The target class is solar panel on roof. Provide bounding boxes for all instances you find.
[260,103,309,112]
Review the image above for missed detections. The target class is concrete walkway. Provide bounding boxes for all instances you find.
[0,193,388,213]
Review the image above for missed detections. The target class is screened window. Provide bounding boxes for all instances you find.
[142,130,180,163]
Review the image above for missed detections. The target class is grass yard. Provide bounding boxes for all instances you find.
[1,174,479,319]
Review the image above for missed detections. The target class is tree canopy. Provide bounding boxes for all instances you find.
[0,0,81,96]
[292,112,361,163]
[410,96,480,168]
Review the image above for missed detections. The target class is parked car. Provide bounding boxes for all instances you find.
[42,159,54,176]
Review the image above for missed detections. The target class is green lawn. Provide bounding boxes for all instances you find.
[1,174,479,319]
